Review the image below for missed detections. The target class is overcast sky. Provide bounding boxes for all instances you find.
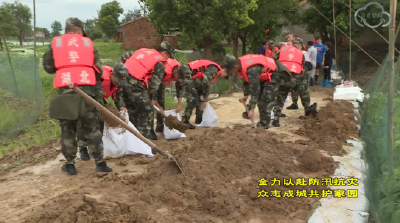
[3,0,140,31]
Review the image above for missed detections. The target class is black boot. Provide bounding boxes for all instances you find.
[150,129,158,140]
[305,110,311,116]
[280,113,286,117]
[315,75,319,84]
[195,117,203,124]
[272,120,280,127]
[257,122,269,129]
[286,104,299,110]
[310,77,314,86]
[96,162,113,173]
[79,147,90,161]
[62,163,77,175]
[183,121,195,129]
[242,111,248,119]
[155,125,164,133]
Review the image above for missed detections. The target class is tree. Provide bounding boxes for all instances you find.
[142,0,256,59]
[51,21,63,37]
[121,7,142,24]
[3,1,32,46]
[98,1,123,39]
[36,27,50,38]
[0,3,19,38]
[84,19,103,40]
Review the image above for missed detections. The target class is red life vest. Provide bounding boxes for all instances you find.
[238,54,276,82]
[51,34,99,88]
[188,59,221,83]
[124,48,167,88]
[162,58,181,86]
[279,46,303,74]
[101,65,120,99]
[265,46,278,58]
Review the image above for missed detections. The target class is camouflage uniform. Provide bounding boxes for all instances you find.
[119,42,173,139]
[179,63,219,125]
[77,63,128,158]
[44,18,111,174]
[155,66,183,131]
[271,38,312,120]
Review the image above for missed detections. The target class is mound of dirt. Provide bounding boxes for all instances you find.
[300,100,359,156]
[24,126,335,223]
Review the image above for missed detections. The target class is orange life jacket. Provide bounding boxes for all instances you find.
[265,46,278,58]
[278,45,303,74]
[162,58,181,86]
[124,48,167,88]
[188,59,221,83]
[52,34,99,88]
[238,54,276,82]
[101,65,120,99]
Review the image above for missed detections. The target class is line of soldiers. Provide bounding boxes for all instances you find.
[43,17,228,175]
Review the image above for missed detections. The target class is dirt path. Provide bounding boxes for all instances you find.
[0,86,337,223]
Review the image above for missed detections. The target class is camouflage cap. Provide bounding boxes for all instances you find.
[158,41,175,58]
[282,30,292,39]
[65,17,86,37]
[112,63,128,86]
[293,37,304,46]
[224,54,237,72]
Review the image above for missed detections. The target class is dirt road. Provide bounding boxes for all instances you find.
[0,86,359,223]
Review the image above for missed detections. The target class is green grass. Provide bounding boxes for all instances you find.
[0,43,237,156]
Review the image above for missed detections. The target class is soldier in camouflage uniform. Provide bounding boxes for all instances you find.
[179,60,228,128]
[224,55,290,129]
[77,63,129,160]
[119,41,174,140]
[43,18,112,175]
[271,38,313,126]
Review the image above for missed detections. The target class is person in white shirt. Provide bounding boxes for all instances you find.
[307,41,317,86]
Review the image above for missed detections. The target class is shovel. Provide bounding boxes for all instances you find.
[153,105,188,133]
[239,98,257,128]
[68,83,185,175]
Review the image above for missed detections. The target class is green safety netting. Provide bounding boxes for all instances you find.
[0,36,45,143]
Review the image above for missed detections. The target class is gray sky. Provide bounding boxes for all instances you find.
[3,0,140,31]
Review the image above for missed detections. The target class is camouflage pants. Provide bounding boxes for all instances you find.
[76,120,104,149]
[273,75,310,119]
[247,82,279,126]
[290,89,299,106]
[124,85,153,138]
[59,99,104,164]
[181,80,203,123]
[154,84,166,130]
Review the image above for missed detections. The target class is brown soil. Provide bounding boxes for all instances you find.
[165,114,188,133]
[99,104,127,127]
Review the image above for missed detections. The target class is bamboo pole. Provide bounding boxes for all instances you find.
[349,0,352,81]
[333,0,337,74]
[387,0,397,176]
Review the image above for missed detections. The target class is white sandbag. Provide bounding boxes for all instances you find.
[163,110,186,140]
[197,102,218,128]
[102,112,128,159]
[271,96,290,119]
[125,121,154,157]
[308,206,369,223]
[333,86,364,102]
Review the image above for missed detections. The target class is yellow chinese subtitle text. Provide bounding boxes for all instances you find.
[258,177,359,186]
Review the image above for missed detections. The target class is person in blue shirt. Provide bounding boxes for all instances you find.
[313,37,326,84]
[257,40,267,55]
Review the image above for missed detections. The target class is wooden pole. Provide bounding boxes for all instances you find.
[333,0,337,74]
[33,0,38,99]
[349,0,352,81]
[387,0,397,176]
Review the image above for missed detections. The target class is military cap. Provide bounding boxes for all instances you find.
[293,37,304,46]
[157,41,175,58]
[112,63,128,85]
[282,30,292,39]
[65,17,86,37]
[224,54,238,74]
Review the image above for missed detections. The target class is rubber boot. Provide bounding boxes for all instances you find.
[320,79,326,87]
[195,117,202,124]
[79,147,90,161]
[62,163,77,175]
[314,75,319,84]
[183,121,195,129]
[326,80,331,87]
[155,125,164,133]
[286,104,299,110]
[96,162,113,173]
[310,77,314,86]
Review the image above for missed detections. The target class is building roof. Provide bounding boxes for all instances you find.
[121,17,150,27]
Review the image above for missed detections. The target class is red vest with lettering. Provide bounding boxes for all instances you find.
[101,66,120,99]
[124,48,167,88]
[238,54,276,82]
[188,60,221,83]
[162,58,181,86]
[278,46,303,74]
[265,46,278,58]
[52,34,98,88]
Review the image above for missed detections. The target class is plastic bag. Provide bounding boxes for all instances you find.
[102,111,128,159]
[163,110,186,140]
[271,96,290,120]
[197,102,218,128]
